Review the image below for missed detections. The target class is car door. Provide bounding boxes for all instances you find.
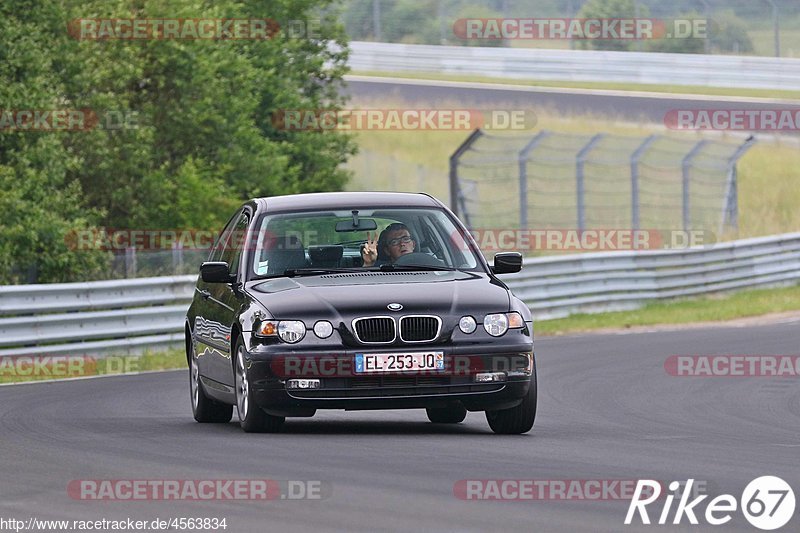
[204,209,251,386]
[193,209,243,387]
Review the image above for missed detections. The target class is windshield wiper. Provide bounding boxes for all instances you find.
[284,267,363,277]
[378,264,457,272]
[252,267,361,280]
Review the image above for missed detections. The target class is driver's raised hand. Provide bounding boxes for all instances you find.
[361,231,378,267]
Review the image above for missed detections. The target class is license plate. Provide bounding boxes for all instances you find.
[355,351,444,373]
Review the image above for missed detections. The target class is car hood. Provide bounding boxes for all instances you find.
[246,270,510,320]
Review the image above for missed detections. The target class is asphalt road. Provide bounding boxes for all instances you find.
[344,76,800,129]
[1,321,798,532]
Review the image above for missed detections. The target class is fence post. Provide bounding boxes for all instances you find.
[681,140,709,232]
[518,131,550,229]
[630,134,658,231]
[125,246,137,278]
[721,136,756,235]
[172,242,184,273]
[449,129,483,218]
[372,0,382,41]
[766,0,781,57]
[575,134,604,232]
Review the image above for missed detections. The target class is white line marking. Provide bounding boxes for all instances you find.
[0,368,184,387]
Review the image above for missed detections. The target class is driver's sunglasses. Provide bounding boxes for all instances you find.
[387,235,413,247]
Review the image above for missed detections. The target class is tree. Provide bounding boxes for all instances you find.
[0,0,356,283]
[0,1,108,283]
[576,0,648,52]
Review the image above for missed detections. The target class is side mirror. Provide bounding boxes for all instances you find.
[200,261,234,283]
[491,252,522,274]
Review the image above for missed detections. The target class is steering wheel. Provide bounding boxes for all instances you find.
[393,252,446,267]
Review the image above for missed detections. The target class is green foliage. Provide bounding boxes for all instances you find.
[576,0,648,52]
[0,0,355,283]
[647,10,705,54]
[452,5,504,47]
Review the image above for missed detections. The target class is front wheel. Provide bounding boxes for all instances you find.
[235,340,284,433]
[486,375,537,435]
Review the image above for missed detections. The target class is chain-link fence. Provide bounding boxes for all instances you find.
[341,0,797,57]
[107,245,208,280]
[450,129,755,237]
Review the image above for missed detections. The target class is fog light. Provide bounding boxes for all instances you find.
[313,320,334,339]
[286,379,321,389]
[459,316,477,334]
[474,372,506,383]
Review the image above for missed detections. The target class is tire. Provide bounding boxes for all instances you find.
[190,343,233,423]
[486,371,537,435]
[235,340,285,433]
[426,406,467,424]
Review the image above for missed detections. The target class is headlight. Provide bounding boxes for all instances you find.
[482,312,525,337]
[483,313,508,337]
[313,320,333,339]
[256,320,306,343]
[459,316,477,334]
[278,320,306,343]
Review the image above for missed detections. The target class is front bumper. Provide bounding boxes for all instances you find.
[244,343,534,415]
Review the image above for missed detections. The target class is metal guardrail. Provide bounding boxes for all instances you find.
[504,232,800,319]
[349,41,800,90]
[0,276,196,357]
[0,232,798,355]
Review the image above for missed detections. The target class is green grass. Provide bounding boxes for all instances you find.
[350,70,800,101]
[0,348,185,385]
[535,283,800,336]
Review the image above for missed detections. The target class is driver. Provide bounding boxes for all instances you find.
[361,223,415,267]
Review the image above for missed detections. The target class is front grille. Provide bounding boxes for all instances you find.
[399,315,440,342]
[352,317,395,344]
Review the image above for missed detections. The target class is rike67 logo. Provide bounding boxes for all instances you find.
[625,477,796,530]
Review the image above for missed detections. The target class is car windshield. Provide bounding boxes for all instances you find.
[250,207,481,278]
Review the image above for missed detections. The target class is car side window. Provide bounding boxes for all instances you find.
[208,210,242,262]
[220,213,250,279]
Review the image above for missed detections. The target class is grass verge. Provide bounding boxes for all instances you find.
[350,70,800,101]
[535,283,800,336]
[0,348,186,385]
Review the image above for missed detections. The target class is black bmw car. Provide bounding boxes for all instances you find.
[186,192,536,433]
